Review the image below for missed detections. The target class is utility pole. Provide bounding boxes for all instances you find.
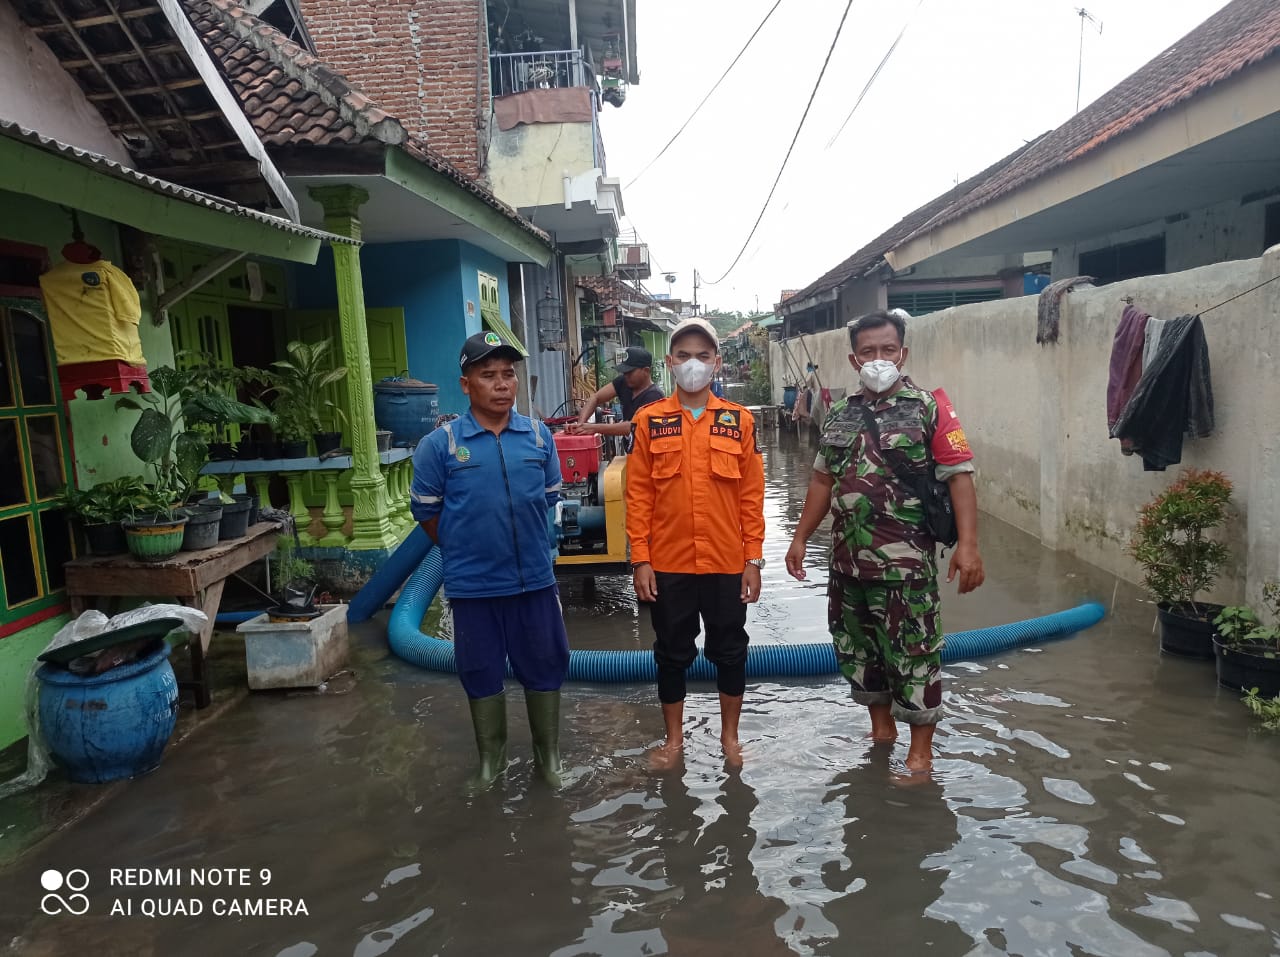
[692,268,700,315]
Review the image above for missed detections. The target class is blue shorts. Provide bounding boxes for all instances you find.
[450,585,570,699]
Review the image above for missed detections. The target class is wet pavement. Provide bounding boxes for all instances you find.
[2,433,1279,956]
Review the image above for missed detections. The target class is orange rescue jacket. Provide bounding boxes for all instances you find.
[626,393,766,574]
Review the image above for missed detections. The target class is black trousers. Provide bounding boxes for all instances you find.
[649,572,749,704]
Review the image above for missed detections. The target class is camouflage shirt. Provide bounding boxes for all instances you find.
[814,379,973,582]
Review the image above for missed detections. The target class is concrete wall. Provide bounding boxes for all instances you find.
[0,0,131,165]
[488,121,597,209]
[1053,193,1277,280]
[770,249,1280,610]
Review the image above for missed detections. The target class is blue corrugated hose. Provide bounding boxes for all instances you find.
[386,545,1106,680]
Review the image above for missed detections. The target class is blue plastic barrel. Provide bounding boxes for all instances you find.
[782,385,798,412]
[36,643,179,783]
[374,377,440,448]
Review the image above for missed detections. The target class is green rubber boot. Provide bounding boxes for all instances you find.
[467,692,508,790]
[525,689,564,788]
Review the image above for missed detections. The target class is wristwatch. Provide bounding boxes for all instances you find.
[746,558,765,569]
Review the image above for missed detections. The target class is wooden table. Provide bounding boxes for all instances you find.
[64,522,280,708]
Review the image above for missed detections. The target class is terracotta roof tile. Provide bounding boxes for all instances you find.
[782,137,1043,311]
[182,0,550,248]
[901,0,1280,243]
[186,0,405,148]
[788,0,1280,310]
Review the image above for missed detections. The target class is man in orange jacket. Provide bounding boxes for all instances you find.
[627,317,766,768]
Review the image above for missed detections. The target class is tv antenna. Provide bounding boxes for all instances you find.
[1075,7,1104,113]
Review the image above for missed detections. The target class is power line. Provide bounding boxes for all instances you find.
[702,0,857,286]
[624,0,786,189]
[826,0,925,148]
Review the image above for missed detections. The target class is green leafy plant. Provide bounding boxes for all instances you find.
[1128,469,1233,614]
[271,538,315,592]
[115,363,275,507]
[268,339,348,439]
[53,476,149,525]
[1213,582,1280,655]
[1242,688,1280,731]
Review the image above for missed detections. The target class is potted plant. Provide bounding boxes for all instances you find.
[1212,582,1280,698]
[237,540,347,689]
[121,484,189,562]
[116,364,274,555]
[268,339,348,456]
[1128,469,1233,659]
[53,476,148,556]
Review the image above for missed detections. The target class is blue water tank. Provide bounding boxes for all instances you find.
[374,377,440,448]
[1024,273,1051,295]
[37,643,178,783]
[782,385,798,412]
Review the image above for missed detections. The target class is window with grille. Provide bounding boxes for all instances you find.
[886,287,1002,317]
[0,298,74,633]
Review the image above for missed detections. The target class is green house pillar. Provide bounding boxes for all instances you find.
[309,185,399,551]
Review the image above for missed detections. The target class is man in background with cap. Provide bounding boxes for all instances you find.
[627,317,766,769]
[570,345,665,437]
[410,330,569,789]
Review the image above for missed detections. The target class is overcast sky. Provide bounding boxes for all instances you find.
[599,0,1231,313]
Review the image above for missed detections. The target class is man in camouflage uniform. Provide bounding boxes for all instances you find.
[785,310,984,773]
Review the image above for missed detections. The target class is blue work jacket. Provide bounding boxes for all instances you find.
[410,410,562,598]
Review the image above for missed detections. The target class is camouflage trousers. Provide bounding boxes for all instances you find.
[827,571,945,725]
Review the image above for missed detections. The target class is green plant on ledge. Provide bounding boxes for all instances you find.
[116,364,275,507]
[53,475,148,525]
[1214,585,1280,656]
[1128,469,1233,616]
[271,538,315,590]
[268,339,349,438]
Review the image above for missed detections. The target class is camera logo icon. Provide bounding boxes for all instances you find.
[40,869,90,916]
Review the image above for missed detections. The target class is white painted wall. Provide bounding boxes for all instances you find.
[0,0,131,164]
[771,249,1280,610]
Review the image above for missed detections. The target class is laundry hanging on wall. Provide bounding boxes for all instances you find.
[1109,313,1214,471]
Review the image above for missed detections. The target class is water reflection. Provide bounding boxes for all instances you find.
[1,435,1279,956]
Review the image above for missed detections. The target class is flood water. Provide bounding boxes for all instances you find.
[2,435,1279,956]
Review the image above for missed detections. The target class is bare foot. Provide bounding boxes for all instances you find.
[865,730,898,743]
[721,736,743,769]
[904,752,933,773]
[647,740,684,771]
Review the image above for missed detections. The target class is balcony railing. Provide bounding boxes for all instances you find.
[491,49,594,97]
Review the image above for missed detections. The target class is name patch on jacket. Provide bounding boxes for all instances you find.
[710,409,742,441]
[648,414,682,439]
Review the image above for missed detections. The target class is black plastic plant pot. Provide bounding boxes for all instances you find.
[281,440,310,459]
[1214,639,1280,698]
[180,505,222,551]
[313,431,342,456]
[233,492,261,526]
[259,439,282,460]
[218,498,253,540]
[234,440,260,461]
[208,442,235,461]
[1157,602,1223,660]
[267,605,322,623]
[83,521,127,557]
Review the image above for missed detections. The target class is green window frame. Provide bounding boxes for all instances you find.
[0,298,75,634]
[886,287,1003,317]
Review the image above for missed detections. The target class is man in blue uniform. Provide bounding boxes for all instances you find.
[410,330,568,788]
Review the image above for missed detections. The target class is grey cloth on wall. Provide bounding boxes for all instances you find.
[1036,275,1094,344]
[1142,316,1167,369]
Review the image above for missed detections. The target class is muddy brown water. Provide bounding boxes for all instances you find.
[1,434,1278,956]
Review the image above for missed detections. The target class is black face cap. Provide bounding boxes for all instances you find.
[460,330,523,372]
[615,346,652,372]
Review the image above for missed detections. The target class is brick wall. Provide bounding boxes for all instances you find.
[297,0,489,179]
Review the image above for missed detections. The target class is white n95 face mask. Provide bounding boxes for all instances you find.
[858,359,901,394]
[672,357,715,393]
